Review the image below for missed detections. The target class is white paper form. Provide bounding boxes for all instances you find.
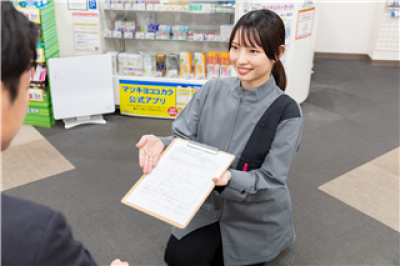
[123,139,234,228]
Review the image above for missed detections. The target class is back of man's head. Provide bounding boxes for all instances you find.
[1,1,37,103]
[1,2,38,151]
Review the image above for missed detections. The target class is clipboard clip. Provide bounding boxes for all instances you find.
[187,141,219,155]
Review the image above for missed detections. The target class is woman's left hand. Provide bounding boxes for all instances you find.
[213,170,231,186]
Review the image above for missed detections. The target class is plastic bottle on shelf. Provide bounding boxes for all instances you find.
[207,52,220,79]
[179,52,192,79]
[167,54,180,78]
[194,52,206,80]
[155,54,166,77]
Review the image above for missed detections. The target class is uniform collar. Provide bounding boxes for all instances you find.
[232,75,279,102]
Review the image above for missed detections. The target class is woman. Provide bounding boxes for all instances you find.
[136,10,303,266]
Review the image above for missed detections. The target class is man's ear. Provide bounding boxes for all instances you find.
[1,81,10,121]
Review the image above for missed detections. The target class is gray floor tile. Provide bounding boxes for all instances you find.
[305,88,377,117]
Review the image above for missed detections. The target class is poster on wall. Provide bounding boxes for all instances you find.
[120,80,202,119]
[237,2,298,80]
[295,7,315,40]
[72,12,101,52]
[120,81,177,119]
[68,0,87,10]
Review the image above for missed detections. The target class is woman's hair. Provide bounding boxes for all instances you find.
[1,1,38,103]
[229,10,287,91]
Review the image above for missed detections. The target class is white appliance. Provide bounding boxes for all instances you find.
[49,54,115,129]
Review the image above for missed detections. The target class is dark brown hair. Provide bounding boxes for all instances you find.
[1,1,38,103]
[229,10,287,91]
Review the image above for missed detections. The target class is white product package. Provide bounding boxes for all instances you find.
[107,51,119,75]
[140,51,152,76]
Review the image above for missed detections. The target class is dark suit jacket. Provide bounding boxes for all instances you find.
[1,194,98,266]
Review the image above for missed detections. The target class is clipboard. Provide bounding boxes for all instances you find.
[122,138,235,229]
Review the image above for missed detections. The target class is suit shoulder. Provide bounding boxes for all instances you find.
[2,194,56,218]
[1,194,63,242]
[1,194,66,265]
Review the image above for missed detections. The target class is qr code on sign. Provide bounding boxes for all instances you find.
[95,47,99,51]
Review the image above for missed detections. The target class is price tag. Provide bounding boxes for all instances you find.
[28,89,44,102]
[16,7,41,24]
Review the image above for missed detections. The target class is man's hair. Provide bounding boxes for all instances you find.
[1,1,38,103]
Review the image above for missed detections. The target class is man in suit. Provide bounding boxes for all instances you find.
[1,2,129,266]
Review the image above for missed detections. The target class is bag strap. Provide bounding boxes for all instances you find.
[237,94,300,172]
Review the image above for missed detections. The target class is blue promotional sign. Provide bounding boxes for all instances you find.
[89,0,97,9]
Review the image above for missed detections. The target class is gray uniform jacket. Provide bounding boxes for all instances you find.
[159,75,303,266]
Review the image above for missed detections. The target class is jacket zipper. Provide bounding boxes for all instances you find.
[219,90,245,264]
[220,91,245,218]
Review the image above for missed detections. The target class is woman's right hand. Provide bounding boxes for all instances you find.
[136,135,165,175]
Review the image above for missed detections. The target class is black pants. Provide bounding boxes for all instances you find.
[164,222,265,266]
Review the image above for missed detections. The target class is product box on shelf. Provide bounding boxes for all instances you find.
[220,52,231,77]
[176,86,193,114]
[135,0,146,10]
[221,24,234,42]
[175,2,189,11]
[145,32,155,39]
[117,0,125,9]
[194,52,206,80]
[141,52,152,76]
[113,30,123,38]
[136,32,145,39]
[167,54,180,77]
[180,52,192,78]
[107,51,119,75]
[207,51,220,79]
[216,2,235,13]
[137,12,156,32]
[105,29,112,38]
[125,31,134,39]
[124,0,133,10]
[155,54,166,77]
[118,53,128,74]
[128,54,143,69]
[115,19,125,31]
[105,0,111,9]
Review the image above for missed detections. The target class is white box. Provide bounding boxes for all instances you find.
[146,4,154,10]
[104,0,111,9]
[135,32,145,39]
[115,20,125,31]
[145,32,155,40]
[105,29,112,38]
[125,21,135,31]
[124,0,132,9]
[128,54,143,69]
[124,31,134,39]
[135,3,145,10]
[220,24,234,40]
[118,53,128,67]
[107,51,119,75]
[112,30,122,38]
[154,4,162,11]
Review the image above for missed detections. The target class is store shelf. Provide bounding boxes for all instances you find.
[104,9,234,15]
[114,75,208,85]
[105,36,229,43]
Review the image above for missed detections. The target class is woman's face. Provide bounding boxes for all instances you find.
[229,29,275,90]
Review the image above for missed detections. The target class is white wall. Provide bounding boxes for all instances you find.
[368,1,400,60]
[315,2,376,54]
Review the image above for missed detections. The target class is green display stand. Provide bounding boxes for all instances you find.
[19,2,59,128]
